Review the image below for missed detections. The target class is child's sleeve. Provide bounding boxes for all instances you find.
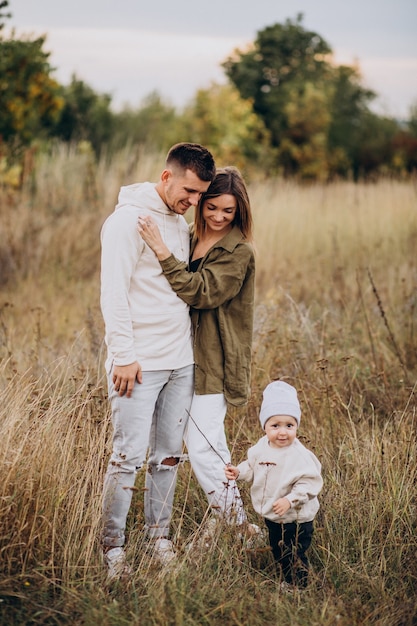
[286,449,323,508]
[235,443,259,482]
[235,459,253,482]
[286,472,323,509]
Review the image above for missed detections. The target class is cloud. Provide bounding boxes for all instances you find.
[16,26,246,109]
[8,25,417,117]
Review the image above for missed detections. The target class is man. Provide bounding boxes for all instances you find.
[100,143,216,581]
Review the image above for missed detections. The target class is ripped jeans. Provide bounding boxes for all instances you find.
[102,364,194,548]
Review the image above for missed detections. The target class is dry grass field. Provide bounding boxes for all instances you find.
[0,145,416,625]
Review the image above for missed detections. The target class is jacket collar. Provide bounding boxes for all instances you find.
[190,224,244,255]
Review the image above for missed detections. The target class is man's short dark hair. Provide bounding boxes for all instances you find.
[166,143,216,182]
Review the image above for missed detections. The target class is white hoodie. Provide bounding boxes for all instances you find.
[100,182,193,372]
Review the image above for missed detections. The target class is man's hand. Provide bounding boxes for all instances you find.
[272,497,291,517]
[112,362,142,397]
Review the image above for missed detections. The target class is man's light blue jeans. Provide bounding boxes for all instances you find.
[102,364,194,548]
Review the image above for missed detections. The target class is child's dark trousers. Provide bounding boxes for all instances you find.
[264,518,314,588]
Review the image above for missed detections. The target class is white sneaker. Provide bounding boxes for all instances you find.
[152,538,177,567]
[199,517,220,547]
[279,581,306,594]
[103,547,131,582]
[280,581,295,594]
[239,522,266,548]
[248,522,262,534]
[186,517,220,552]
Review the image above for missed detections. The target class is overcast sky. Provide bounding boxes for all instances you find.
[6,0,417,118]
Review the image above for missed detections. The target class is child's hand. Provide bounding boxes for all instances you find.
[224,463,239,480]
[272,497,291,517]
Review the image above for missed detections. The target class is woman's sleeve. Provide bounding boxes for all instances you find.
[159,244,254,309]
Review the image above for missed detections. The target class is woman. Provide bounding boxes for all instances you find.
[138,166,255,531]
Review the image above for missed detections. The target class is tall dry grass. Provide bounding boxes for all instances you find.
[0,145,416,625]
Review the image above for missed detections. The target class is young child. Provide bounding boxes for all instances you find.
[225,381,323,590]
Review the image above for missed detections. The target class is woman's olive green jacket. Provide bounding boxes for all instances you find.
[159,225,255,406]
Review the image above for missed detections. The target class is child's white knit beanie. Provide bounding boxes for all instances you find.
[259,381,301,429]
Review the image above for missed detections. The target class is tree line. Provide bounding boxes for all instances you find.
[1,2,416,182]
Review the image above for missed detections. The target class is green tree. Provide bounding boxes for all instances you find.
[178,83,273,175]
[0,32,63,148]
[399,103,417,172]
[0,0,11,29]
[223,14,332,152]
[52,75,115,154]
[110,91,179,153]
[277,82,331,179]
[327,64,376,177]
[407,102,417,137]
[222,14,395,179]
[352,112,399,177]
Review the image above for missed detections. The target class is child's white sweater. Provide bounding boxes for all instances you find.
[237,436,323,523]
